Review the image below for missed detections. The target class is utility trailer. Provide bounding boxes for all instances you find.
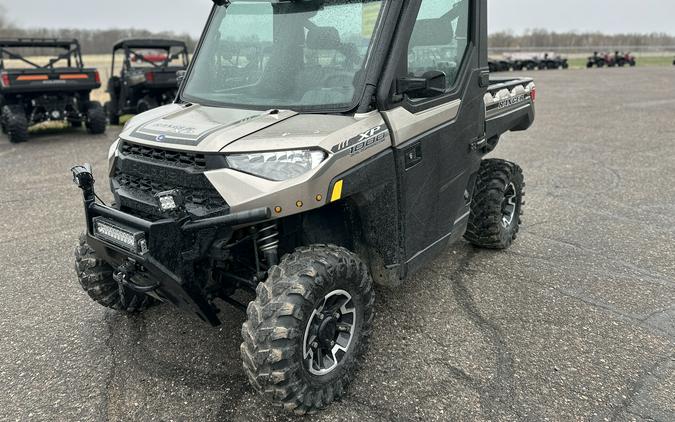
[105,39,190,125]
[0,38,106,143]
[71,0,535,414]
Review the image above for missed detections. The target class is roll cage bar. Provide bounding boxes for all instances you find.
[0,38,85,70]
[111,39,190,75]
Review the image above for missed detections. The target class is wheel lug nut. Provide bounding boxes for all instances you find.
[318,313,324,320]
[330,341,335,346]
[311,341,318,349]
[333,312,340,319]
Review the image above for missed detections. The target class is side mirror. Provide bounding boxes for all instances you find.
[176,70,187,86]
[397,70,446,98]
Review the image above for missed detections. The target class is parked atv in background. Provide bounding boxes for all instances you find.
[105,39,189,125]
[513,57,538,71]
[0,38,106,143]
[587,52,611,67]
[488,58,512,72]
[71,0,535,414]
[587,51,636,68]
[615,51,636,67]
[538,53,569,70]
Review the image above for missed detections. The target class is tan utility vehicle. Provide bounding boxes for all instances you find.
[71,0,535,414]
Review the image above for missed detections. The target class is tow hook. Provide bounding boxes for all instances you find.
[113,261,135,288]
[113,261,159,293]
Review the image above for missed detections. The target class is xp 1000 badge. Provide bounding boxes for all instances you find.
[331,126,388,156]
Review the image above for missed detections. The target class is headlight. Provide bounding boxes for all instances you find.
[226,150,326,181]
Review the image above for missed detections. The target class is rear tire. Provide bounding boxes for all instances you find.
[74,233,155,312]
[465,159,524,249]
[2,105,29,143]
[241,245,374,415]
[86,102,107,134]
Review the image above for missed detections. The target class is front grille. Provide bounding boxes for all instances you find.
[120,142,207,170]
[112,142,229,220]
[116,173,227,210]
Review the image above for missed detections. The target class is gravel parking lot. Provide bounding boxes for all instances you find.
[1,67,673,422]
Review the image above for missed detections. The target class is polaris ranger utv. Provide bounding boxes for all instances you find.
[71,0,535,414]
[0,38,106,143]
[105,39,190,125]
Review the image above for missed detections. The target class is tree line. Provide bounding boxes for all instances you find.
[489,29,675,51]
[0,9,196,55]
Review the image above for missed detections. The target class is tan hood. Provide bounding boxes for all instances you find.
[119,103,298,153]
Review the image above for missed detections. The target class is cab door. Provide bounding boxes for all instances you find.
[379,0,487,276]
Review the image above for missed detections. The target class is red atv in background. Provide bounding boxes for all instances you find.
[587,51,636,68]
[615,51,636,67]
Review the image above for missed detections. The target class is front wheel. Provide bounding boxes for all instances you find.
[104,101,120,126]
[241,245,374,414]
[86,102,107,134]
[465,159,524,249]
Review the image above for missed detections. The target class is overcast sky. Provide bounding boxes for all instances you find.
[1,0,674,36]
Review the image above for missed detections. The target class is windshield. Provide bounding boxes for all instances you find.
[182,0,384,111]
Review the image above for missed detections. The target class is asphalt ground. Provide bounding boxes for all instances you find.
[0,67,673,422]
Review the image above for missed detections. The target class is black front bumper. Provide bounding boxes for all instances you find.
[84,201,223,325]
[73,164,270,326]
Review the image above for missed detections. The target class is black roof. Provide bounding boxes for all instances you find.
[0,38,80,49]
[113,38,188,51]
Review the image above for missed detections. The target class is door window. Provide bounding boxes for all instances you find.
[407,0,470,94]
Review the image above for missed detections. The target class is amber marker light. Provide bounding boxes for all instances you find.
[60,74,89,80]
[17,75,48,81]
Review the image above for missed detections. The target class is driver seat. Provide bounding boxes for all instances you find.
[299,27,354,104]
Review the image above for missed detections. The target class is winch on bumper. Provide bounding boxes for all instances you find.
[71,163,270,326]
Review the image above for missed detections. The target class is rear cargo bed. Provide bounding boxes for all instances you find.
[485,76,535,140]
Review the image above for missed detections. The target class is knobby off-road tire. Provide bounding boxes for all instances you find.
[74,233,155,312]
[86,102,107,134]
[241,245,375,414]
[465,159,524,249]
[2,105,29,143]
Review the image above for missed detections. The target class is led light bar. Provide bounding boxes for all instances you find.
[93,217,148,254]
